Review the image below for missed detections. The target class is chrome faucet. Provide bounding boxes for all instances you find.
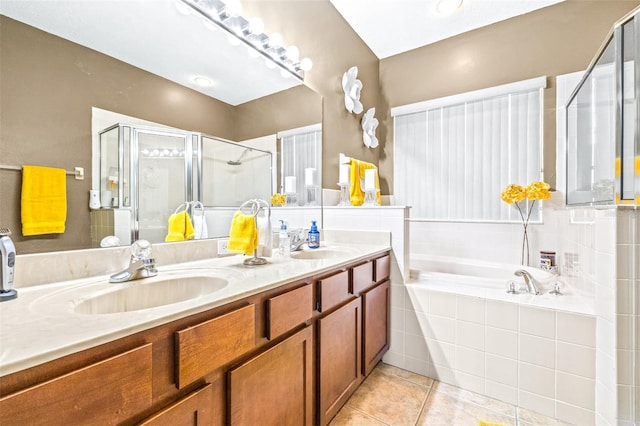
[110,240,158,283]
[514,269,541,295]
[289,228,308,252]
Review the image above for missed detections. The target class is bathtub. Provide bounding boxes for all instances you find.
[395,254,598,423]
[408,254,594,315]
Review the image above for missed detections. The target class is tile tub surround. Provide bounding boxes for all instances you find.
[331,362,574,426]
[397,286,597,425]
[0,232,390,376]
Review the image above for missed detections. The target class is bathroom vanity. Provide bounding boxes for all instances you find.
[0,241,390,426]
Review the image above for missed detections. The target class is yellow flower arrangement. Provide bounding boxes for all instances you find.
[500,181,551,265]
[271,193,286,206]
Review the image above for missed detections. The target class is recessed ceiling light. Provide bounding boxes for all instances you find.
[436,0,463,15]
[193,77,213,87]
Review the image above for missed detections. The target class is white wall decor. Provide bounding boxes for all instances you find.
[361,107,379,148]
[341,66,363,114]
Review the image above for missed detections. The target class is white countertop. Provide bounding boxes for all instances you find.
[0,240,390,377]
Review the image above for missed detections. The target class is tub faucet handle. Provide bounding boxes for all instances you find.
[506,280,518,294]
[549,281,562,296]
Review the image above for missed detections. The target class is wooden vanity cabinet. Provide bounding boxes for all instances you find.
[227,282,314,426]
[0,344,153,426]
[0,252,390,426]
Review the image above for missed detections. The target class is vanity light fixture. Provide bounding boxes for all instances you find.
[435,0,463,15]
[177,0,312,80]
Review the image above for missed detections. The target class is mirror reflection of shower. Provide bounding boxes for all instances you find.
[202,139,273,207]
[97,123,273,245]
[227,148,251,166]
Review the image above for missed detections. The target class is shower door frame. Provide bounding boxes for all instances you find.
[129,125,200,243]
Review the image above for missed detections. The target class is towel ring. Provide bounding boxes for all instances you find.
[173,202,189,215]
[238,199,270,266]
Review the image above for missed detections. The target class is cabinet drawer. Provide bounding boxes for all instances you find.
[0,344,153,425]
[139,383,214,426]
[266,284,313,340]
[352,261,373,294]
[176,304,255,388]
[317,270,350,312]
[374,255,390,283]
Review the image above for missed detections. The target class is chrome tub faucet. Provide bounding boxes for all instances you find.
[514,269,541,295]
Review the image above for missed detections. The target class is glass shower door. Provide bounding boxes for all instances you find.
[134,128,192,243]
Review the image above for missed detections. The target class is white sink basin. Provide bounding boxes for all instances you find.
[74,274,228,315]
[290,248,354,260]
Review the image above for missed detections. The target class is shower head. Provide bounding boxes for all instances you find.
[227,148,251,166]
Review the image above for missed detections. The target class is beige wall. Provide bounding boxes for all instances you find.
[378,0,640,193]
[243,0,381,189]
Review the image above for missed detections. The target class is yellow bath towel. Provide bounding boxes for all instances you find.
[165,210,195,242]
[228,211,258,256]
[21,165,67,236]
[349,158,381,206]
[478,421,506,426]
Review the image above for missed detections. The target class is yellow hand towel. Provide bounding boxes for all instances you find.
[349,159,381,206]
[21,165,67,236]
[478,421,506,426]
[165,210,195,242]
[228,211,258,256]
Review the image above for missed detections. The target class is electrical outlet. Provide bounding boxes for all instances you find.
[217,239,230,255]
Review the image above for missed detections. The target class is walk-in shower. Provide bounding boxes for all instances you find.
[98,124,272,244]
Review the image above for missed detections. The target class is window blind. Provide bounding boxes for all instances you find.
[392,77,546,222]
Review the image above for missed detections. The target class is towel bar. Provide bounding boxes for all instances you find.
[0,164,84,180]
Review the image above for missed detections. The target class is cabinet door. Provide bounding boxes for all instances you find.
[0,344,152,426]
[317,297,362,426]
[139,384,214,426]
[228,326,313,426]
[362,280,390,376]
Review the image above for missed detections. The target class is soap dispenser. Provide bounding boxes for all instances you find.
[308,220,320,249]
[278,220,290,257]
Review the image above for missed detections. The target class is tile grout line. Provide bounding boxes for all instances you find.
[413,382,435,425]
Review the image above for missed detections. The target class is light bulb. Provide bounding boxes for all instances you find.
[269,32,283,49]
[299,57,313,71]
[248,17,264,35]
[280,68,290,79]
[224,0,243,17]
[286,45,300,61]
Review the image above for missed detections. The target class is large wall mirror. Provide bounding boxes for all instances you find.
[0,0,322,254]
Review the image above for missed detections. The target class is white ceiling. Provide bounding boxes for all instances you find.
[330,0,565,59]
[0,0,301,106]
[1,0,567,105]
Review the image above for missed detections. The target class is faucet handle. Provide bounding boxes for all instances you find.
[131,239,153,262]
